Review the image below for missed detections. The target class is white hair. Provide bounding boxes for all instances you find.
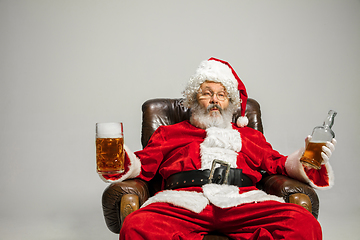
[183,60,240,108]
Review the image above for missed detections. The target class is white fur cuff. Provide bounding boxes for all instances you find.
[118,144,142,182]
[285,148,334,189]
[285,148,309,183]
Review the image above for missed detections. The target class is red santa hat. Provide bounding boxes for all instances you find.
[183,57,248,127]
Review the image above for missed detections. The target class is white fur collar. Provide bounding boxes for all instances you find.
[200,127,241,170]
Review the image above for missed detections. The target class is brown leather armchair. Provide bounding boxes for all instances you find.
[102,98,319,239]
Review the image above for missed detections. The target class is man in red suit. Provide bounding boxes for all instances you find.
[116,58,336,239]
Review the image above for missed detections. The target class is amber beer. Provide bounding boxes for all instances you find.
[96,122,124,181]
[300,141,327,170]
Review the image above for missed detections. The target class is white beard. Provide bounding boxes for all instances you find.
[190,102,236,129]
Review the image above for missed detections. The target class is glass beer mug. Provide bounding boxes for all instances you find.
[300,110,337,169]
[96,122,125,182]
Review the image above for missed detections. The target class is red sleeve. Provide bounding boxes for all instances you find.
[134,127,167,181]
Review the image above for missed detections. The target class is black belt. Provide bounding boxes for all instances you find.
[165,160,253,190]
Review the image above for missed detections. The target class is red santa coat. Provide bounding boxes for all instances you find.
[121,120,334,213]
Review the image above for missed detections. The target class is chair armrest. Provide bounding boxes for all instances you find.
[102,179,150,233]
[258,175,319,219]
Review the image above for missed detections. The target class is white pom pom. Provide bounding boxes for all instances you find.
[236,116,248,128]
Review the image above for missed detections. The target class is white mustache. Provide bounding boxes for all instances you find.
[207,104,223,113]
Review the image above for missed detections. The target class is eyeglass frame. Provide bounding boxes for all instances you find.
[197,89,230,101]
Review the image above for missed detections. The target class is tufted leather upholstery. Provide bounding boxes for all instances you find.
[141,98,263,148]
[102,98,319,239]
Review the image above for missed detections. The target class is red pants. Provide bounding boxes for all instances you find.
[120,201,322,240]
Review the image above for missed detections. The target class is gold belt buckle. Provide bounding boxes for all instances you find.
[208,159,231,184]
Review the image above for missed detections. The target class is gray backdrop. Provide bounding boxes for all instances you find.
[1,0,359,239]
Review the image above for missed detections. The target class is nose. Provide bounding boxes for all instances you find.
[210,94,219,104]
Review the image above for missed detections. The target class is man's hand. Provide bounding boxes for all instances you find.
[305,135,337,165]
[321,138,337,165]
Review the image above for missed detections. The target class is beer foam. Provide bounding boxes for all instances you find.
[309,140,327,143]
[96,122,123,138]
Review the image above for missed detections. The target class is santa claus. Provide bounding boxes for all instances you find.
[116,57,336,239]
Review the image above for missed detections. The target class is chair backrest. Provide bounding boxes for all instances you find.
[140,98,263,195]
[141,98,263,148]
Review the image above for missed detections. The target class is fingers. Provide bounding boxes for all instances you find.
[326,141,336,152]
[321,145,332,159]
[321,152,329,165]
[321,138,336,165]
[304,137,337,165]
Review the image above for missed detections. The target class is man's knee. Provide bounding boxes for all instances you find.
[120,210,152,239]
[287,205,322,239]
[121,210,144,232]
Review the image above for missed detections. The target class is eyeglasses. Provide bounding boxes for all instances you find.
[198,90,229,101]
